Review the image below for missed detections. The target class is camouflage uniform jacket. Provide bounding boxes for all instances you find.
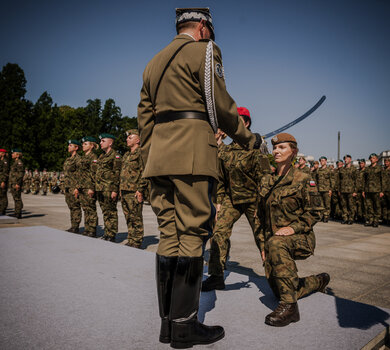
[383,168,390,192]
[364,165,383,193]
[216,142,270,205]
[0,157,10,183]
[338,165,357,193]
[95,149,121,192]
[119,148,148,194]
[298,166,311,176]
[33,173,40,185]
[63,153,81,189]
[9,159,24,186]
[316,166,334,192]
[41,173,49,186]
[258,167,323,250]
[76,152,98,190]
[356,168,366,192]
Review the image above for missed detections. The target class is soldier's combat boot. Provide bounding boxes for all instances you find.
[201,274,225,292]
[316,273,330,292]
[265,302,300,327]
[66,227,79,234]
[170,257,224,349]
[372,222,379,227]
[156,254,178,344]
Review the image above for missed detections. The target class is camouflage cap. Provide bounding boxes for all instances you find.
[176,8,215,40]
[319,156,327,161]
[68,139,81,147]
[11,148,23,153]
[369,153,378,159]
[99,133,116,140]
[126,129,139,136]
[81,136,98,143]
[271,133,297,146]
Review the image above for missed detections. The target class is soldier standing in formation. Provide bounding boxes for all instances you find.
[63,140,82,233]
[363,153,383,227]
[311,160,319,180]
[383,158,390,225]
[49,171,58,192]
[9,149,25,219]
[258,133,329,327]
[138,8,261,347]
[41,169,49,195]
[315,156,333,222]
[23,169,30,194]
[120,129,148,248]
[32,169,40,195]
[297,156,310,175]
[338,155,357,224]
[0,148,10,215]
[96,134,121,242]
[202,107,270,292]
[74,136,99,237]
[356,159,366,222]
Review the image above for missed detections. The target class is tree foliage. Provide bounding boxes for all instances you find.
[0,63,138,170]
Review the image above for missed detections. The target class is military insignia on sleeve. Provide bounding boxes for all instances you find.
[272,136,278,143]
[115,155,120,159]
[215,63,224,78]
[309,180,316,187]
[93,160,97,163]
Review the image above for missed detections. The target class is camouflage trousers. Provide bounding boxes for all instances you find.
[356,192,366,221]
[10,187,23,215]
[340,193,356,221]
[121,191,144,248]
[79,190,98,234]
[365,192,381,224]
[0,187,8,213]
[319,191,331,219]
[208,196,261,276]
[96,191,118,239]
[264,232,320,303]
[65,188,81,229]
[33,182,40,194]
[384,192,390,221]
[42,183,48,194]
[331,193,341,219]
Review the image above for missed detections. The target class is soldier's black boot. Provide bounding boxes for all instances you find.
[316,273,330,292]
[201,274,225,292]
[265,302,300,327]
[156,254,178,343]
[169,256,224,349]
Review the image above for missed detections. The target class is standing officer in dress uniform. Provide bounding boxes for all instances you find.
[315,156,333,222]
[0,148,10,215]
[95,133,121,242]
[138,8,262,348]
[202,107,270,291]
[120,129,148,248]
[75,136,99,237]
[363,153,384,227]
[63,140,82,233]
[338,155,357,224]
[9,148,25,219]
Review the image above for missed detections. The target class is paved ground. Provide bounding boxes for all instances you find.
[2,192,390,310]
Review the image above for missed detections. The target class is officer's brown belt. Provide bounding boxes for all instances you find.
[155,111,209,124]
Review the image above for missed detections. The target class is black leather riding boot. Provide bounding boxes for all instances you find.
[170,256,224,349]
[156,254,178,343]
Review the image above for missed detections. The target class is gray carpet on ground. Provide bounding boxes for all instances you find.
[0,226,388,350]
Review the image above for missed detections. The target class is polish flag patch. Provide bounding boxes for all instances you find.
[115,155,120,159]
[309,180,316,187]
[93,160,97,163]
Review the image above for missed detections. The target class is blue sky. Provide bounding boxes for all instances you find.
[1,0,389,160]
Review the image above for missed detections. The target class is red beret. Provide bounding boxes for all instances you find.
[0,149,7,153]
[237,107,250,119]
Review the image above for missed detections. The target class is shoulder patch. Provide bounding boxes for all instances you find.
[115,155,121,159]
[215,63,224,78]
[93,159,97,163]
[309,180,316,187]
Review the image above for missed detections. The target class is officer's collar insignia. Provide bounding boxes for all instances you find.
[215,63,223,78]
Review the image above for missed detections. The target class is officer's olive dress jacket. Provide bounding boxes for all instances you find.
[138,34,257,180]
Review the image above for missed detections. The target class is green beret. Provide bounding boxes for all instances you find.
[369,153,378,159]
[126,129,139,136]
[99,133,115,140]
[11,148,22,153]
[319,156,327,161]
[343,154,351,159]
[359,158,366,163]
[68,139,81,147]
[82,136,98,143]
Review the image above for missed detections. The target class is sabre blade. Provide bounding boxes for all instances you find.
[263,95,326,139]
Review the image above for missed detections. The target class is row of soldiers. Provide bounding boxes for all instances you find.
[295,154,390,226]
[22,170,63,195]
